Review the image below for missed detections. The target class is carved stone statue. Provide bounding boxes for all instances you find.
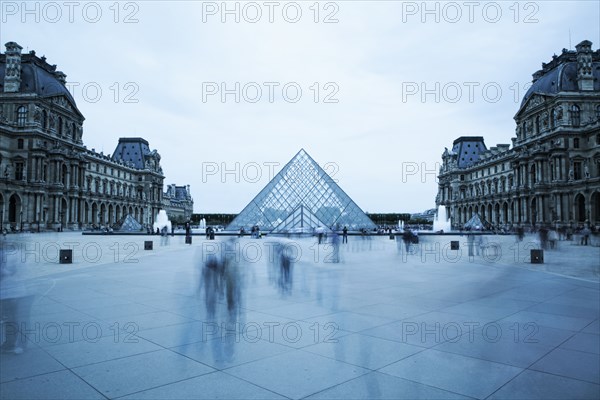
[49,114,56,130]
[584,162,590,178]
[34,106,42,124]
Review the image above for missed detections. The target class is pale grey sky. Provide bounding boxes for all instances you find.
[2,1,598,213]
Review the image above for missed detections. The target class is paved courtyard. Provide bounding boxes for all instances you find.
[0,232,599,399]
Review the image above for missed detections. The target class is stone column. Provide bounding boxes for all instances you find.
[540,195,546,223]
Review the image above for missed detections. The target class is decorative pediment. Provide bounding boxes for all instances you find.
[515,94,551,118]
[45,95,83,119]
[50,95,73,111]
[525,94,545,110]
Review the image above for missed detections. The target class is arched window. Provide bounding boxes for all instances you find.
[535,115,540,134]
[58,117,63,136]
[571,104,581,127]
[17,106,27,126]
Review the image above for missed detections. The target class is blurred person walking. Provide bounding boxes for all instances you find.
[0,240,33,355]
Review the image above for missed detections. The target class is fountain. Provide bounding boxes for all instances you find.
[433,206,452,233]
[199,218,206,229]
[153,210,172,233]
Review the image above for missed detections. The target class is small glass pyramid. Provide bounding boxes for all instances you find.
[227,149,376,232]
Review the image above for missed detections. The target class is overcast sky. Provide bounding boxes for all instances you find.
[1,1,598,213]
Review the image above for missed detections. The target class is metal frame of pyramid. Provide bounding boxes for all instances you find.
[113,214,144,232]
[226,149,376,233]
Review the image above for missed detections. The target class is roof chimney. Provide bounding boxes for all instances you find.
[4,41,23,93]
[575,40,594,91]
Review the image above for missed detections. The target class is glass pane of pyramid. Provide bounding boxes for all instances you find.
[227,149,376,232]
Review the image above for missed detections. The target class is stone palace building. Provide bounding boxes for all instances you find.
[162,184,194,223]
[437,40,600,229]
[0,41,192,231]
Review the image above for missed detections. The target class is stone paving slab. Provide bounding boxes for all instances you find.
[0,232,598,399]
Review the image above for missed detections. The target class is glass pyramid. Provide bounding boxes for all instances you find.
[226,149,376,233]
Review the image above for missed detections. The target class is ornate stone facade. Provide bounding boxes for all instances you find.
[437,40,600,229]
[162,184,194,223]
[0,42,166,231]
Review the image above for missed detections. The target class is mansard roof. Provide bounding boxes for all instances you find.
[0,52,77,104]
[520,46,600,108]
[111,137,159,170]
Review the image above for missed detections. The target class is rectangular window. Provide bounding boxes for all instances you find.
[17,107,27,126]
[572,108,581,127]
[574,162,583,180]
[15,162,24,180]
[574,138,580,149]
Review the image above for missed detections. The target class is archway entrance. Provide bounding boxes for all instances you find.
[61,198,68,229]
[592,192,600,224]
[8,194,21,230]
[575,193,586,222]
